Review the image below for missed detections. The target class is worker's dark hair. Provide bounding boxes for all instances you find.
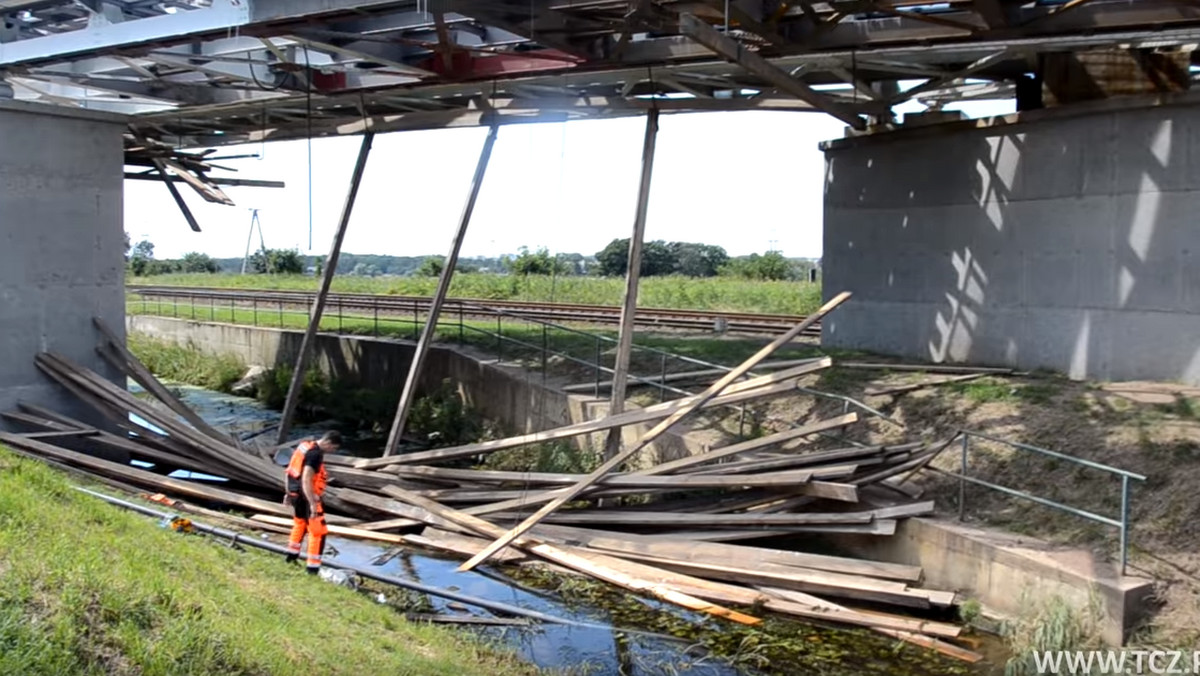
[320,430,343,446]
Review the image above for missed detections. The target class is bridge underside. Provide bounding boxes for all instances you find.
[822,94,1200,385]
[1,0,1200,409]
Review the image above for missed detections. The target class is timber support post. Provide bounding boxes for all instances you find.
[276,132,375,444]
[603,108,660,461]
[383,125,500,456]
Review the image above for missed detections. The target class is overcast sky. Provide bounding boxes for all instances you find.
[125,97,1013,261]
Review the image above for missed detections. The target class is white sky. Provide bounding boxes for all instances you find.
[125,98,1014,261]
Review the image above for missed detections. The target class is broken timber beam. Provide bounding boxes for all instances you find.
[457,291,852,571]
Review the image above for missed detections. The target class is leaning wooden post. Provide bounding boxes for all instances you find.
[457,291,853,572]
[276,132,375,444]
[603,108,660,461]
[383,125,500,456]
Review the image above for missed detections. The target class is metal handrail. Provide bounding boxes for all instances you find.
[936,430,1146,575]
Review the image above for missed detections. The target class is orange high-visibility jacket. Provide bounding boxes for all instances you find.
[285,440,328,497]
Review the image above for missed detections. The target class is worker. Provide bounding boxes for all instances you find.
[283,430,342,574]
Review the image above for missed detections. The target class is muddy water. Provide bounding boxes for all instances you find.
[146,382,1000,676]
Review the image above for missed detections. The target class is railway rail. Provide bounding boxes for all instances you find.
[127,285,820,337]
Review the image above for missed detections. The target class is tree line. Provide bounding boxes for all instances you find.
[126,233,818,282]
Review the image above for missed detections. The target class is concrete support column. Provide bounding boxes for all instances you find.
[0,101,127,433]
[820,98,1200,385]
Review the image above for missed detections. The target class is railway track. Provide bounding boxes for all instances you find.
[127,285,821,337]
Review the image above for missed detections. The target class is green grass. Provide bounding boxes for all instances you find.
[130,273,824,315]
[947,377,1063,405]
[0,449,541,676]
[126,333,247,393]
[126,297,826,385]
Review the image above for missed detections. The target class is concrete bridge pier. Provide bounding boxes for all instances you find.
[821,97,1200,386]
[0,100,128,437]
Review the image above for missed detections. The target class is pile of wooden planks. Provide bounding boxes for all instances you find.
[0,311,982,663]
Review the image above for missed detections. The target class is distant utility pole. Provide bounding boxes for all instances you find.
[241,209,266,274]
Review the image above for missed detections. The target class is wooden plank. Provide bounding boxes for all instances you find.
[635,413,859,476]
[377,485,762,626]
[862,374,986,396]
[92,317,228,443]
[384,126,499,455]
[607,553,949,610]
[250,514,407,544]
[458,464,857,518]
[36,353,278,487]
[682,443,922,476]
[388,465,826,490]
[838,362,1012,375]
[0,432,296,519]
[530,524,922,582]
[355,359,832,469]
[354,516,425,531]
[459,295,852,572]
[276,132,375,444]
[603,109,659,462]
[487,509,873,528]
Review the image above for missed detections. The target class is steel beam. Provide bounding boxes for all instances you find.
[383,125,499,457]
[679,13,865,129]
[276,132,375,445]
[603,108,659,462]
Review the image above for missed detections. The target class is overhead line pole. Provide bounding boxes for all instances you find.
[383,125,500,456]
[602,108,660,461]
[276,132,375,444]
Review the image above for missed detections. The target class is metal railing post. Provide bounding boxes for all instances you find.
[278,301,283,327]
[190,294,195,320]
[413,301,419,341]
[373,298,379,337]
[253,298,258,326]
[541,324,548,383]
[959,433,969,521]
[173,296,178,318]
[495,314,502,361]
[659,353,668,403]
[1120,474,1131,576]
[210,297,215,321]
[338,298,343,332]
[230,299,235,323]
[594,336,602,398]
[458,303,464,344]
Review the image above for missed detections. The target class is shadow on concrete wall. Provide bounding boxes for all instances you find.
[823,102,1200,384]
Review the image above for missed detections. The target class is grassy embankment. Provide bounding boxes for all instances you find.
[0,448,541,676]
[128,273,824,316]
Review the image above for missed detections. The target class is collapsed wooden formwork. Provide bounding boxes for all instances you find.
[0,313,983,664]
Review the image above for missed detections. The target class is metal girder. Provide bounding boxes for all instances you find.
[679,13,866,129]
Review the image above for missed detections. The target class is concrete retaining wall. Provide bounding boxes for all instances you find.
[822,99,1200,384]
[0,101,127,433]
[127,316,703,464]
[830,517,1153,646]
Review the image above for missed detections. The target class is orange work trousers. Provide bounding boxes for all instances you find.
[286,493,328,573]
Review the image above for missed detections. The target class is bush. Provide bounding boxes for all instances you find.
[180,252,220,273]
[407,379,482,447]
[249,247,304,275]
